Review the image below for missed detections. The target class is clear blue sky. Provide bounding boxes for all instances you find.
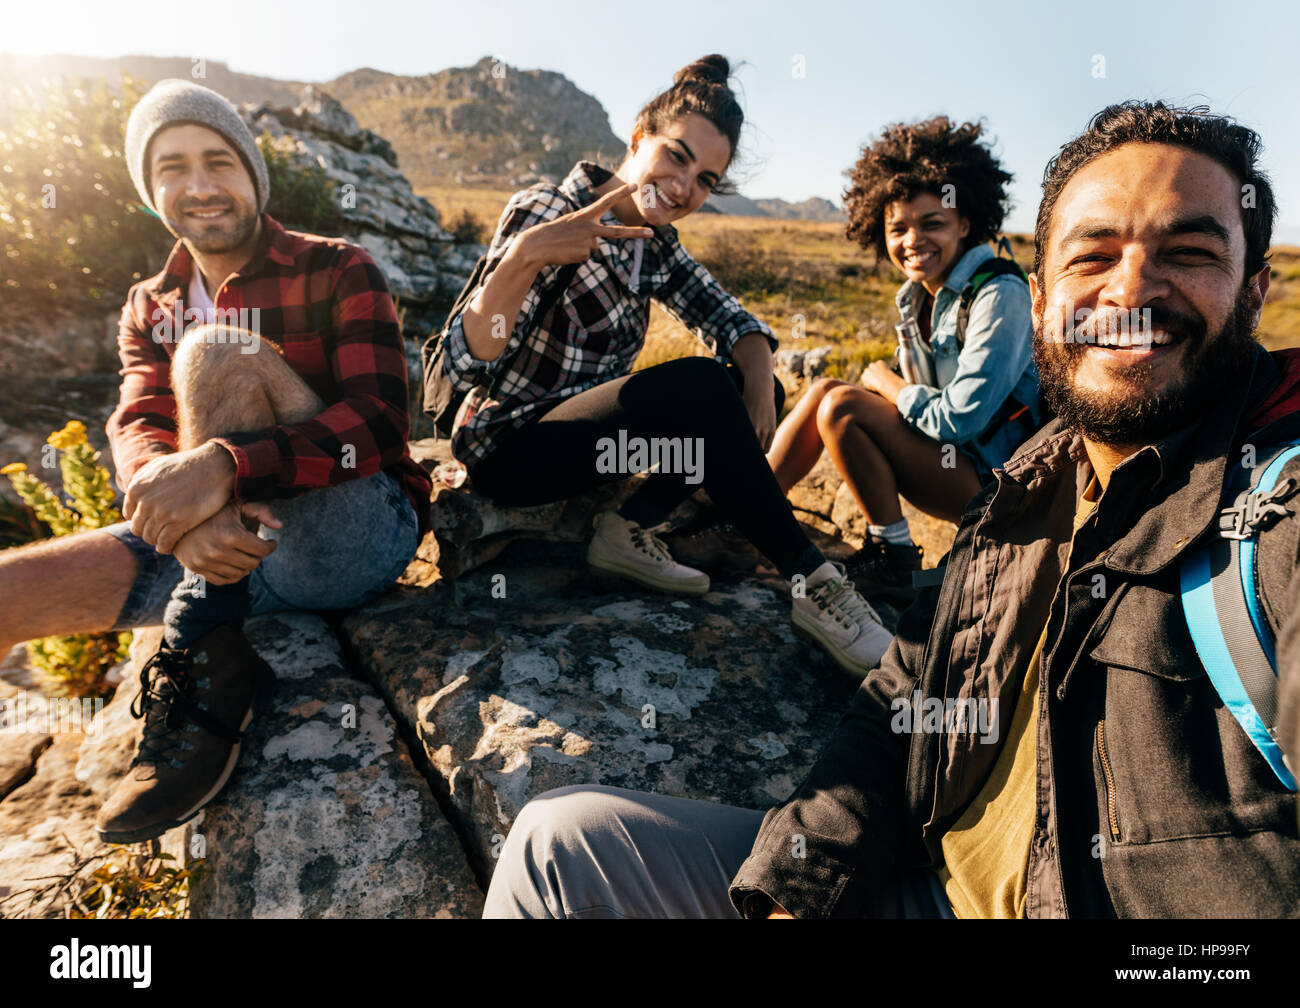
[9,0,1300,240]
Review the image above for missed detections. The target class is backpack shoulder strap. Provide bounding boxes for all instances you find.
[955,253,1029,348]
[1179,438,1300,790]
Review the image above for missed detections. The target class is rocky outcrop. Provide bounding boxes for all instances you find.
[182,613,480,918]
[329,58,626,190]
[342,548,862,872]
[0,731,108,916]
[1,615,482,918]
[405,437,650,583]
[0,426,956,917]
[243,85,481,332]
[0,652,118,917]
[773,346,832,391]
[753,197,846,222]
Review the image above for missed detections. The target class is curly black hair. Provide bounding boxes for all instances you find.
[843,116,1012,259]
[1035,101,1275,280]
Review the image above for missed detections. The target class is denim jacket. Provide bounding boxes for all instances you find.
[893,243,1040,480]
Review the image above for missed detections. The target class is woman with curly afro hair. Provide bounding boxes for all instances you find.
[765,115,1042,605]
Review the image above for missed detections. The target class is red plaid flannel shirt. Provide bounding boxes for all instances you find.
[106,214,432,535]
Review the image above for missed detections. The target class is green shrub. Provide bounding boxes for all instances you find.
[447,208,486,245]
[2,421,130,698]
[0,74,169,305]
[696,228,837,301]
[258,133,344,235]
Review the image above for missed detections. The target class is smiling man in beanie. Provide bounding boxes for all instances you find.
[0,79,431,843]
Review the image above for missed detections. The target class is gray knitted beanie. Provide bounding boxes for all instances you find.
[125,79,269,213]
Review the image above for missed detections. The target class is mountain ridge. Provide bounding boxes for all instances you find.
[0,51,840,218]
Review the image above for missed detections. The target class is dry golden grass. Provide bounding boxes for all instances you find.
[419,184,519,234]
[1260,247,1300,352]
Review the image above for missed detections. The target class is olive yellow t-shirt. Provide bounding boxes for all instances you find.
[937,476,1100,918]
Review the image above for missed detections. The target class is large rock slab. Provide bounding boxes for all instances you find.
[184,612,481,919]
[342,541,862,871]
[0,648,126,917]
[407,434,956,590]
[8,614,482,918]
[0,729,108,917]
[0,681,52,802]
[243,85,477,329]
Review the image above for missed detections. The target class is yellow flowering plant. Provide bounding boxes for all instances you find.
[2,421,130,697]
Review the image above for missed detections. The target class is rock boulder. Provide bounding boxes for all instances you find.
[343,542,864,873]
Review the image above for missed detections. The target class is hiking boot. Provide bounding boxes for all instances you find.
[791,565,894,677]
[843,536,924,606]
[663,520,760,574]
[587,511,710,596]
[95,624,274,844]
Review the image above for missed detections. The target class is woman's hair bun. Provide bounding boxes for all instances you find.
[635,54,745,193]
[673,54,731,87]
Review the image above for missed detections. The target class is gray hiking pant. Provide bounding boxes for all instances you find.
[483,785,954,919]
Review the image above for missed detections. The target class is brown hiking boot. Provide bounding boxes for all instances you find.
[662,521,761,574]
[843,536,924,607]
[95,624,274,845]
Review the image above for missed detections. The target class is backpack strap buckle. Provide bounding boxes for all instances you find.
[1217,477,1296,540]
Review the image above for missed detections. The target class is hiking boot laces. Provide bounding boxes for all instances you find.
[128,647,241,770]
[813,566,883,632]
[630,524,674,564]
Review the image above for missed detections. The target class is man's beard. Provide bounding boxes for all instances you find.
[169,201,259,255]
[1033,288,1258,447]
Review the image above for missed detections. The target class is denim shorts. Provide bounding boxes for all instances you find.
[102,469,420,631]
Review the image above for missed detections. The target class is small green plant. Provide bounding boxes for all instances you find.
[258,133,344,235]
[448,208,486,245]
[2,420,130,698]
[0,842,207,919]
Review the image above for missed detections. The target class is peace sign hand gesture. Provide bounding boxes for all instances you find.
[462,183,654,364]
[514,182,654,267]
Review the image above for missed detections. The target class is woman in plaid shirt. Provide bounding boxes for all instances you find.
[440,55,891,677]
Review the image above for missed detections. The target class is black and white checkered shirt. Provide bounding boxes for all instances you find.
[443,160,776,467]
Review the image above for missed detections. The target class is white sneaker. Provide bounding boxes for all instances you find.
[587,512,710,596]
[791,564,894,676]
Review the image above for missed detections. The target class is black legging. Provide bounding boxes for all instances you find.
[469,356,825,580]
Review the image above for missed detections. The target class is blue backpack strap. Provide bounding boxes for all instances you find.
[1179,440,1300,790]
